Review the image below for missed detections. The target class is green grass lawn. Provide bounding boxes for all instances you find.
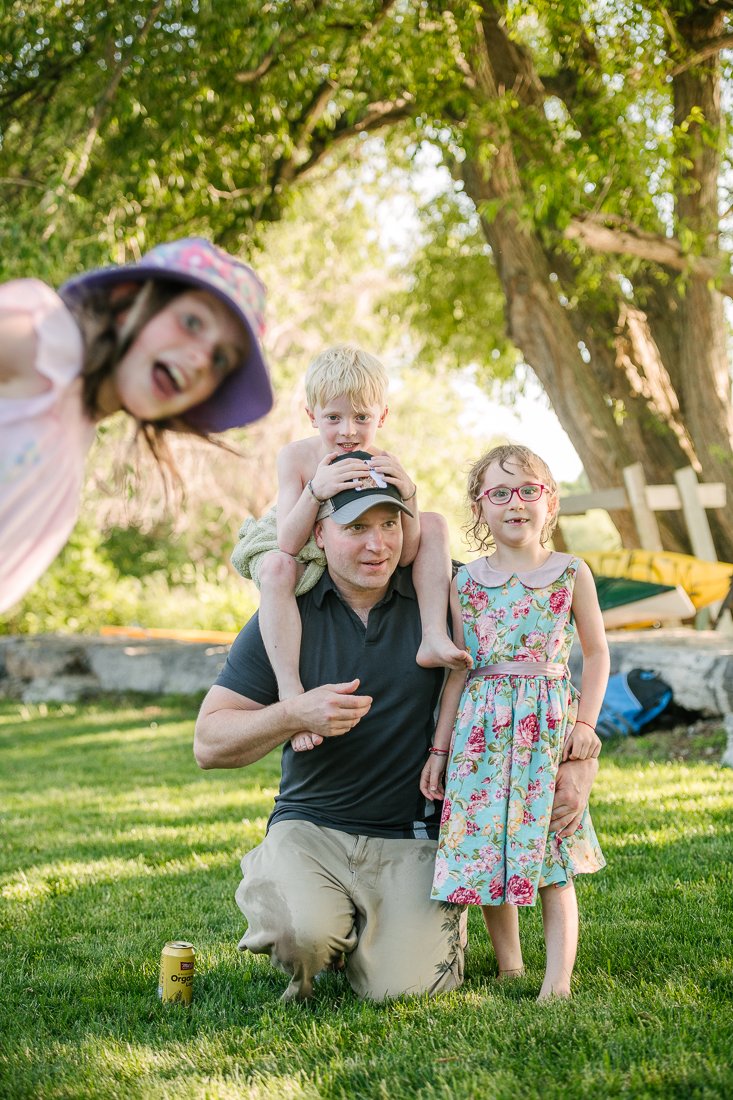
[1,698,731,1100]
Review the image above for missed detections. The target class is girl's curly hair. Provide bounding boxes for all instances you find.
[465,444,559,552]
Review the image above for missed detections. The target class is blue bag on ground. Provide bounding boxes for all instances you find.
[596,669,673,738]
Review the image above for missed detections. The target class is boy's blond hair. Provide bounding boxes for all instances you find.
[466,444,559,551]
[305,344,389,410]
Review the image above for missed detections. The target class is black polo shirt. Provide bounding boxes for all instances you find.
[216,567,443,838]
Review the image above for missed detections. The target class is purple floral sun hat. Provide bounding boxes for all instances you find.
[60,237,273,432]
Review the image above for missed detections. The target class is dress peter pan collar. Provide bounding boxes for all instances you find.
[464,551,577,589]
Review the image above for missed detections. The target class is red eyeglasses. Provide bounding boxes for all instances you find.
[477,483,547,505]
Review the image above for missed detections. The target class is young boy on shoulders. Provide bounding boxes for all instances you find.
[232,343,470,749]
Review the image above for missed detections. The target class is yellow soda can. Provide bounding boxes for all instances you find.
[158,941,195,1004]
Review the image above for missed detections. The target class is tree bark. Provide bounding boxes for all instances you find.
[671,8,733,558]
[459,4,697,549]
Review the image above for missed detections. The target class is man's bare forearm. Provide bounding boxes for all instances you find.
[194,681,373,771]
[194,692,302,770]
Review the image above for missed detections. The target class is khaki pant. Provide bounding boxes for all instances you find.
[236,820,467,1001]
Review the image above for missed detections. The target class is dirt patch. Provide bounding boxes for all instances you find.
[604,718,727,764]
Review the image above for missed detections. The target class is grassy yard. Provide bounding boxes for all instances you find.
[0,697,731,1100]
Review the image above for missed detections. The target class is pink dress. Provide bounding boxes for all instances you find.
[0,280,96,613]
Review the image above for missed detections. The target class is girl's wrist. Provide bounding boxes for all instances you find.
[574,719,596,732]
[428,746,449,756]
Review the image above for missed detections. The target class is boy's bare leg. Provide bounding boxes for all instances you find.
[258,551,323,751]
[481,903,524,978]
[414,512,472,670]
[537,881,578,1000]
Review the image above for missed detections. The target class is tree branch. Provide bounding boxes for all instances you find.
[283,95,416,182]
[269,0,402,188]
[234,0,390,85]
[278,81,337,183]
[235,52,277,84]
[235,0,331,83]
[669,30,733,77]
[439,8,477,89]
[0,176,45,189]
[61,3,165,192]
[565,214,733,296]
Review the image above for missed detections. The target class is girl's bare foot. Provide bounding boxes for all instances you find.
[498,967,526,981]
[537,984,571,1001]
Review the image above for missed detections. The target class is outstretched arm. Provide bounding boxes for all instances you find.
[194,680,373,770]
[276,447,393,556]
[0,303,49,398]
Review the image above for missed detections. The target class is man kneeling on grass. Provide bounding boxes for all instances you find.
[194,473,597,1002]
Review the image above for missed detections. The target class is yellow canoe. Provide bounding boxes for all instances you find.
[582,550,733,610]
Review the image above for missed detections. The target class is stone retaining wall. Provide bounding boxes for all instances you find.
[2,628,731,715]
[568,628,733,718]
[2,629,731,764]
[0,634,229,703]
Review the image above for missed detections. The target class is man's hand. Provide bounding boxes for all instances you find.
[287,679,372,740]
[194,681,372,771]
[550,758,599,839]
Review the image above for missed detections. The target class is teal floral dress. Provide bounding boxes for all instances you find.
[431,552,605,907]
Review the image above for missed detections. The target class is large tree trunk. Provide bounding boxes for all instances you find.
[462,158,693,549]
[670,8,733,559]
[460,5,696,549]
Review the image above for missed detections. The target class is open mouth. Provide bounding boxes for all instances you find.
[153,361,183,397]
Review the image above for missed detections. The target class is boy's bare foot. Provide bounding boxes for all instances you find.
[291,732,324,752]
[280,687,324,752]
[416,633,473,671]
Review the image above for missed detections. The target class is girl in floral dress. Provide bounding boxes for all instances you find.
[420,445,608,999]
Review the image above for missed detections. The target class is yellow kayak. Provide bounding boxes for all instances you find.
[582,550,733,610]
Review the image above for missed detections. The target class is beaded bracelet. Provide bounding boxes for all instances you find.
[428,747,449,756]
[306,479,326,504]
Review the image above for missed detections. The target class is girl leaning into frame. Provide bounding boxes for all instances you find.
[0,238,273,613]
